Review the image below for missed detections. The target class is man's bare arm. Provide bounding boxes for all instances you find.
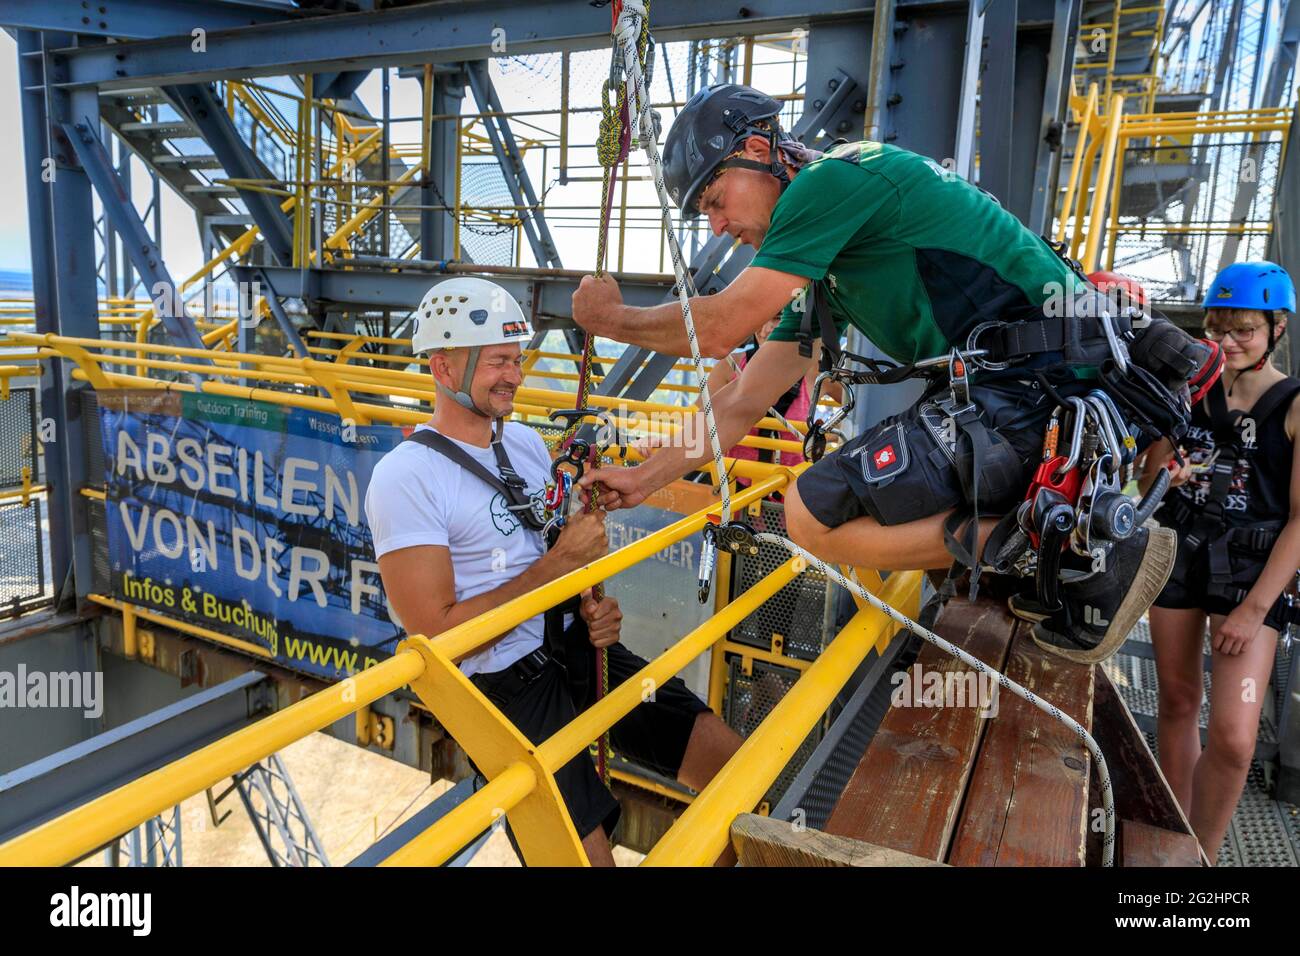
[377,512,607,661]
[572,267,809,358]
[583,340,812,507]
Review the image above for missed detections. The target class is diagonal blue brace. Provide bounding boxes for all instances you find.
[62,117,212,361]
[167,82,295,266]
[255,267,310,358]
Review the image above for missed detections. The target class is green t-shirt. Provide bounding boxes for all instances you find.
[756,141,1085,364]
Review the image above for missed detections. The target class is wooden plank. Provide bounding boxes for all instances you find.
[1120,819,1202,867]
[823,598,1017,860]
[730,813,948,868]
[1092,664,1201,835]
[946,629,1094,866]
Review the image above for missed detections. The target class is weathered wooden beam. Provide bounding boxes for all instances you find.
[1120,819,1203,867]
[731,813,948,868]
[823,598,1017,860]
[946,630,1094,866]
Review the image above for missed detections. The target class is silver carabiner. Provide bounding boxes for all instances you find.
[1086,388,1136,465]
[1055,396,1089,478]
[1098,307,1130,374]
[1084,395,1123,473]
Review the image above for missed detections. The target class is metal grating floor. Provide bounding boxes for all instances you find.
[1108,617,1300,867]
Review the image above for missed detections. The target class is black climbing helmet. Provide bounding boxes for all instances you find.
[662,83,789,219]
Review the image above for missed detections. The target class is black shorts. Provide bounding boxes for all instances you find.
[1153,541,1294,632]
[796,377,1062,531]
[470,631,711,842]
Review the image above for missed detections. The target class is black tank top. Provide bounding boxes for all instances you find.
[1169,375,1300,528]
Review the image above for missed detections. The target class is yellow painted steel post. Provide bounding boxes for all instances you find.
[1104,0,1121,104]
[1055,83,1098,244]
[1105,127,1129,270]
[708,551,734,714]
[642,569,923,866]
[617,157,630,272]
[121,604,138,658]
[559,51,570,182]
[1082,93,1125,272]
[396,638,587,866]
[1069,133,1104,259]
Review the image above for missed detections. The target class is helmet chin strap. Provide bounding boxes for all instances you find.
[437,345,493,418]
[713,130,792,197]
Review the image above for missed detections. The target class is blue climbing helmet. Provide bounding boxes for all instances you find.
[1202,260,1296,313]
[1203,260,1294,371]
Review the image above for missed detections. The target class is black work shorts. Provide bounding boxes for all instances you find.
[796,377,1060,531]
[470,635,711,843]
[1153,541,1294,633]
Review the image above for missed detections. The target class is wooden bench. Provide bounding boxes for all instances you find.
[731,595,1205,867]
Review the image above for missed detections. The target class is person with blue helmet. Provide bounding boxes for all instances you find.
[1138,260,1300,862]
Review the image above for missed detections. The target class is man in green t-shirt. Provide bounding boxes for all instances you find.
[570,83,1184,664]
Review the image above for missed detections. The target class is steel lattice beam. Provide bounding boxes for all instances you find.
[46,0,1060,92]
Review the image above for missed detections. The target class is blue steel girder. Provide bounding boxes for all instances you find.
[314,69,371,101]
[236,265,673,317]
[49,0,1064,91]
[0,0,311,40]
[254,267,310,358]
[0,672,273,846]
[166,82,295,266]
[32,33,105,603]
[17,29,74,598]
[418,69,464,263]
[61,117,212,356]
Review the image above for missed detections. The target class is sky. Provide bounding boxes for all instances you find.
[0,32,215,282]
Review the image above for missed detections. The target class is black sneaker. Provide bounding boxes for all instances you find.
[1006,567,1092,624]
[1030,526,1177,664]
[1007,591,1051,624]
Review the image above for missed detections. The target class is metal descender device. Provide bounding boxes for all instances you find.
[997,390,1168,612]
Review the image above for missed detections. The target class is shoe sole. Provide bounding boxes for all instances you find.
[1031,527,1178,665]
[1007,596,1051,624]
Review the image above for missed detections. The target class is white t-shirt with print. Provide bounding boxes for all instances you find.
[364,422,552,677]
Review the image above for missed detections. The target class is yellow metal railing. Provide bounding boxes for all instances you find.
[2,333,823,459]
[0,467,918,865]
[0,326,896,866]
[1054,81,1292,274]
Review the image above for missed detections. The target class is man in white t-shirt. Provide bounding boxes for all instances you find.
[365,277,742,866]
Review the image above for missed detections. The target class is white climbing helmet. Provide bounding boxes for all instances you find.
[411,276,532,354]
[411,276,533,416]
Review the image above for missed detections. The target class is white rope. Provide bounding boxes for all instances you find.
[615,2,1115,865]
[756,534,1115,866]
[617,0,733,523]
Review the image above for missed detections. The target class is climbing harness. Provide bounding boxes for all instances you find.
[1160,376,1300,627]
[402,421,550,533]
[613,0,1121,863]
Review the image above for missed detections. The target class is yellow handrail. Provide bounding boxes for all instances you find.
[6,333,817,453]
[0,471,825,866]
